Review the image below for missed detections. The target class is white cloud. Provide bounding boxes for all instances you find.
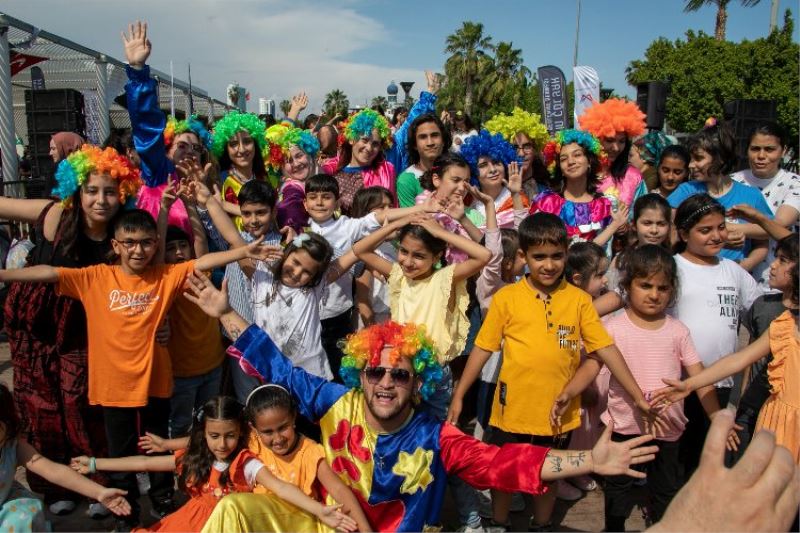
[5,0,428,112]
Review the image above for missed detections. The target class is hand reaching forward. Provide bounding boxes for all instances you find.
[139,432,167,454]
[184,271,231,318]
[97,487,132,517]
[591,422,658,478]
[244,237,284,262]
[319,504,358,532]
[121,21,151,68]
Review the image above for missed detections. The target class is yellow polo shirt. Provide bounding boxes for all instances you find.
[475,278,613,436]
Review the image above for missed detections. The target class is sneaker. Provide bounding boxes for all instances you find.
[486,521,510,533]
[48,500,77,515]
[556,479,583,501]
[458,523,486,533]
[87,502,110,519]
[569,474,598,492]
[528,521,553,532]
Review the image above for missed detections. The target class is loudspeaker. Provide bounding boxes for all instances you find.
[25,89,86,142]
[636,82,668,130]
[723,99,777,170]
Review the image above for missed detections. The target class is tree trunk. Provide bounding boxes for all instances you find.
[465,76,473,115]
[715,3,728,41]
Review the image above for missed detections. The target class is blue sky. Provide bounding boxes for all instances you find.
[5,0,798,112]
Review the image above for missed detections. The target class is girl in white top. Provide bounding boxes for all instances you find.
[669,193,761,477]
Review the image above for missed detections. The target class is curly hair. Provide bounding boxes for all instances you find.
[211,111,267,158]
[52,144,142,207]
[484,107,549,150]
[339,321,444,400]
[164,115,212,151]
[341,109,393,148]
[459,129,520,184]
[578,98,646,140]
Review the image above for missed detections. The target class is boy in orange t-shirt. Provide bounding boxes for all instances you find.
[0,208,280,528]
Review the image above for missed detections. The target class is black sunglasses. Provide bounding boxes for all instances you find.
[363,366,412,385]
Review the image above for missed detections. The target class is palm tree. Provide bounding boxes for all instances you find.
[370,96,389,111]
[480,41,531,110]
[323,89,349,119]
[683,0,762,41]
[279,99,291,117]
[444,21,493,115]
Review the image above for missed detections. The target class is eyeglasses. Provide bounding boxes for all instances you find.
[174,141,204,154]
[513,142,535,153]
[363,366,412,386]
[115,238,157,251]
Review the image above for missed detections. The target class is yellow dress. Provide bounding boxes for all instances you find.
[388,263,470,365]
[755,310,800,464]
[222,173,246,231]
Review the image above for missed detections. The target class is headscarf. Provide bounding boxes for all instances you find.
[51,132,85,162]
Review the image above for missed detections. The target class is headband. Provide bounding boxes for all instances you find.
[164,115,212,151]
[245,383,291,407]
[679,203,717,229]
[541,129,607,176]
[339,109,393,149]
[52,144,142,207]
[484,107,549,150]
[578,98,646,139]
[459,129,521,184]
[340,321,443,400]
[210,110,267,158]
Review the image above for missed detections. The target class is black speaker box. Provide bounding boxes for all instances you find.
[636,82,668,131]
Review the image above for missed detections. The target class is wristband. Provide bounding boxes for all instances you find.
[88,457,97,474]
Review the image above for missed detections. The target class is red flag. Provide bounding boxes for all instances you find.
[10,52,47,76]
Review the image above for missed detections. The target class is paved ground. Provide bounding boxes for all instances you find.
[1,342,647,532]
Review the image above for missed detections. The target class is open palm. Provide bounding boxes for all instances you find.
[122,21,151,67]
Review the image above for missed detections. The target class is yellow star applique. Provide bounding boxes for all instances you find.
[392,447,434,495]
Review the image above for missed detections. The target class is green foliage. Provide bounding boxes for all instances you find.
[323,89,350,119]
[279,99,291,117]
[626,10,798,146]
[370,96,389,111]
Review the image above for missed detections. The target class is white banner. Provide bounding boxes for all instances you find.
[573,66,600,128]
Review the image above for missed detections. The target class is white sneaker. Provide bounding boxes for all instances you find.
[459,524,485,533]
[48,500,77,515]
[569,474,598,491]
[88,502,111,519]
[556,479,583,501]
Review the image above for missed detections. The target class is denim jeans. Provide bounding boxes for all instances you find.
[417,366,482,528]
[170,365,223,437]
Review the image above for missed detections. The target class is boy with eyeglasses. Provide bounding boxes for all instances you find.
[0,208,279,529]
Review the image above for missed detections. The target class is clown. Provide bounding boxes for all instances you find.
[578,98,647,211]
[485,107,551,198]
[530,129,627,245]
[264,123,320,232]
[179,273,660,532]
[460,129,527,229]
[321,109,395,215]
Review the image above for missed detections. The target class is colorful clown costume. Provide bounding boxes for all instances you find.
[209,325,551,532]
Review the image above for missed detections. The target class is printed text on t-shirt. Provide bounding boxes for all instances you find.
[109,289,160,316]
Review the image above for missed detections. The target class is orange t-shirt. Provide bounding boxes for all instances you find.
[168,295,224,378]
[248,433,325,499]
[57,260,196,407]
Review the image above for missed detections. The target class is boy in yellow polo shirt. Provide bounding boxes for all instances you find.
[449,212,655,532]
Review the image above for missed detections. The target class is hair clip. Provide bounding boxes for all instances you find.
[195,407,205,423]
[245,383,291,407]
[292,233,311,247]
[704,117,717,129]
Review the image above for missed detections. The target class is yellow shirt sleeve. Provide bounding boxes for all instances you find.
[578,293,614,353]
[474,289,507,353]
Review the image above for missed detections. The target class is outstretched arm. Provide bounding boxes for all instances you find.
[316,461,373,533]
[0,265,59,284]
[19,440,131,516]
[70,453,176,473]
[727,203,793,241]
[194,237,283,273]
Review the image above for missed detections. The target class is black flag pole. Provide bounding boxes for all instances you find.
[188,63,195,115]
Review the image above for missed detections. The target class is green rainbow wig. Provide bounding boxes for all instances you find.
[53,145,142,207]
[541,129,607,176]
[264,123,320,172]
[484,107,549,150]
[340,109,393,149]
[340,321,443,400]
[164,115,212,151]
[210,110,267,159]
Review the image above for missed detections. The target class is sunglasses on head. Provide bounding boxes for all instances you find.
[363,366,412,385]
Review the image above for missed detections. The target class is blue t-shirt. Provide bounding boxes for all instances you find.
[667,180,772,261]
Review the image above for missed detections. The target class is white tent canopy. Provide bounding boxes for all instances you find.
[0,11,229,186]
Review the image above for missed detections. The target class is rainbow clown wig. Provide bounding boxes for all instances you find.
[53,145,142,207]
[264,123,321,172]
[459,129,520,184]
[210,110,267,159]
[484,107,549,150]
[340,321,443,401]
[541,129,607,176]
[578,98,646,140]
[339,109,393,149]
[163,115,212,151]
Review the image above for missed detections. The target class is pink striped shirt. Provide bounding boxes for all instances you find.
[600,311,701,441]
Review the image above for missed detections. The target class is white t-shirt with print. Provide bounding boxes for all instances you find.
[669,254,762,388]
[311,213,381,319]
[731,168,800,287]
[251,261,332,380]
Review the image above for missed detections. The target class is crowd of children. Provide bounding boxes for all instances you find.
[0,19,798,533]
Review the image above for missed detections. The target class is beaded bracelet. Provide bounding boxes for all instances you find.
[88,457,97,474]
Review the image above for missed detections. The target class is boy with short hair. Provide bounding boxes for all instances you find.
[0,208,279,529]
[303,173,443,378]
[449,212,654,532]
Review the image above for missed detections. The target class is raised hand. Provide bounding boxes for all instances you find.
[97,488,132,517]
[160,181,179,211]
[175,159,211,184]
[138,432,167,454]
[70,455,91,475]
[183,271,231,318]
[320,504,358,533]
[411,213,444,236]
[590,422,658,478]
[505,161,523,195]
[290,92,309,115]
[444,195,466,221]
[726,203,763,223]
[467,184,493,207]
[245,237,284,262]
[420,193,447,214]
[279,225,296,246]
[425,70,441,94]
[121,21,151,69]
